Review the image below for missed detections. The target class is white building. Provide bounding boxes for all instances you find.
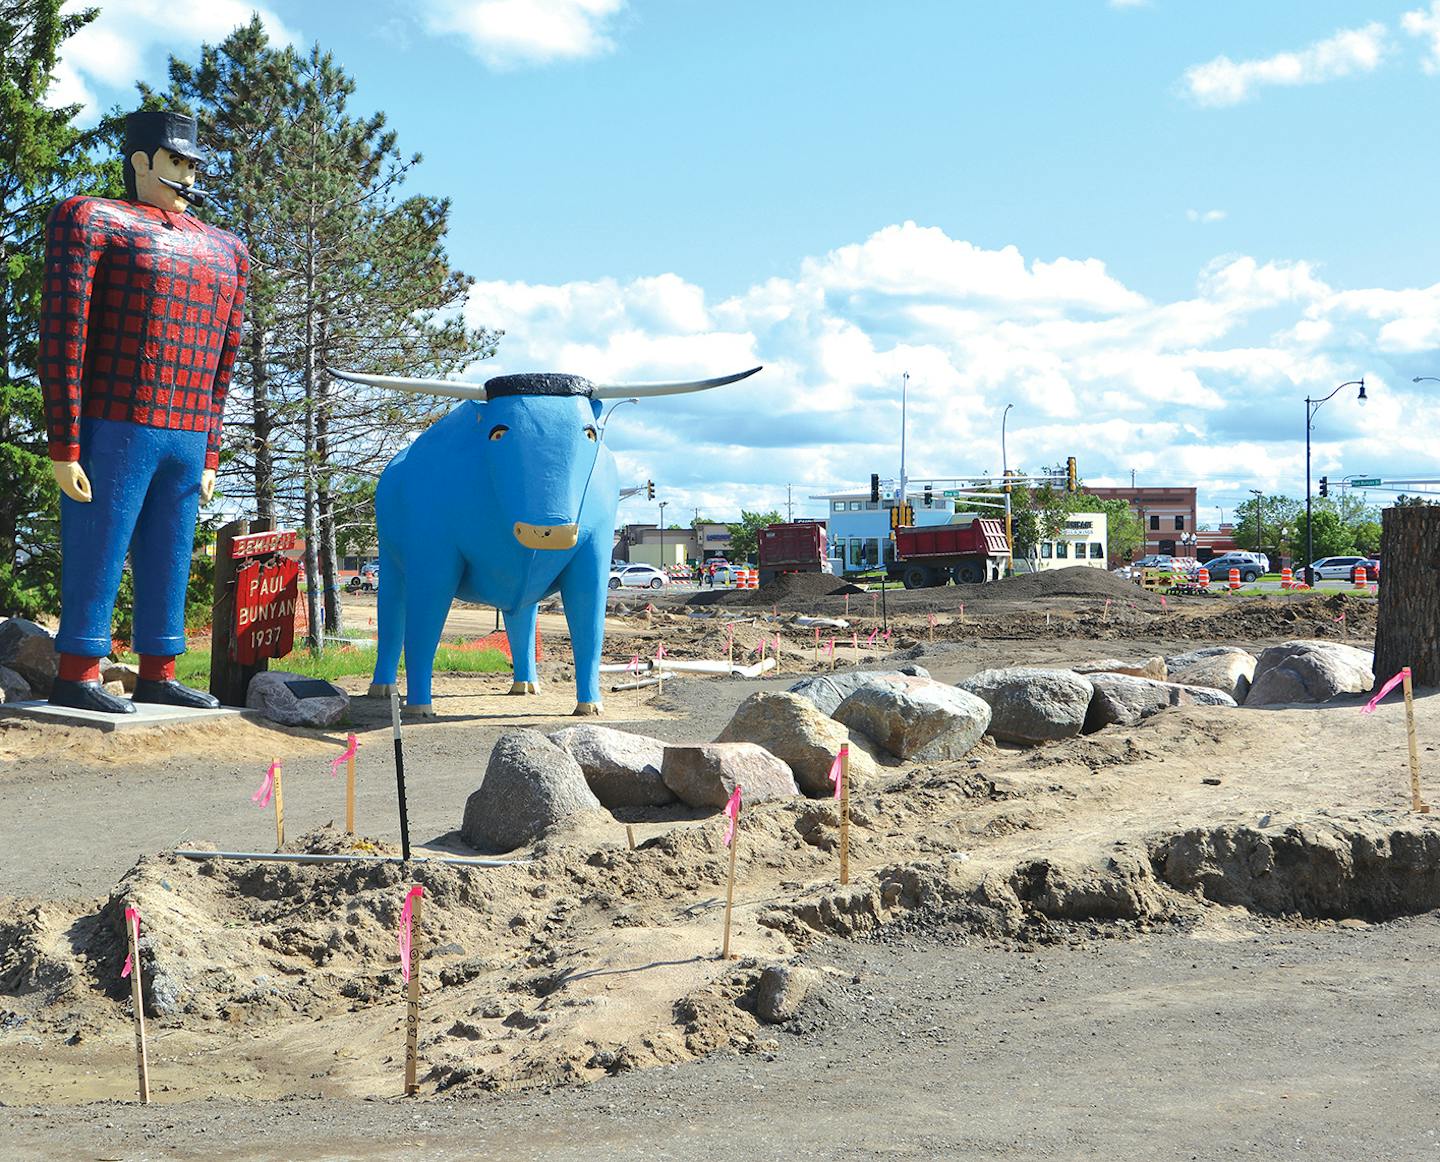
[1030,513,1109,570]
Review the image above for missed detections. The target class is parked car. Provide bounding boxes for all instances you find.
[1202,553,1266,583]
[609,563,668,590]
[1304,555,1371,581]
[1366,556,1382,580]
[1132,554,1175,570]
[345,563,379,593]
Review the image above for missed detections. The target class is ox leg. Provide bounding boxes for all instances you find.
[401,564,459,718]
[558,554,606,716]
[367,545,403,698]
[503,604,540,694]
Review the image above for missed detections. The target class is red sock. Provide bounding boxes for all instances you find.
[139,654,176,682]
[58,653,102,682]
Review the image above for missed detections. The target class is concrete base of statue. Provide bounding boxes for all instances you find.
[0,699,246,733]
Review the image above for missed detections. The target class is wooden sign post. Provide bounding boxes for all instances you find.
[124,906,150,1104]
[345,746,357,835]
[839,746,852,885]
[720,787,741,961]
[1404,669,1430,814]
[403,888,423,1097]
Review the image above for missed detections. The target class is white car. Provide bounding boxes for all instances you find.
[609,563,668,590]
[1305,555,1370,581]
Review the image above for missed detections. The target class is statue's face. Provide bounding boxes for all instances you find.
[130,148,198,212]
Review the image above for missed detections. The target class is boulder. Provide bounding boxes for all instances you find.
[661,743,798,809]
[547,724,675,808]
[101,661,139,694]
[833,676,991,761]
[462,730,604,851]
[1246,640,1375,707]
[1084,674,1238,731]
[755,964,822,1024]
[245,671,349,728]
[1168,651,1256,704]
[1165,646,1253,670]
[0,618,58,696]
[716,691,879,797]
[961,667,1094,745]
[1072,656,1167,682]
[895,662,931,679]
[787,671,912,718]
[0,664,32,703]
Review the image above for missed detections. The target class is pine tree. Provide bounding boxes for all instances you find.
[0,1,119,616]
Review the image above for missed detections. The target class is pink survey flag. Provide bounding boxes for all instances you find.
[328,733,358,778]
[252,761,279,808]
[629,653,642,676]
[866,628,878,646]
[722,786,742,847]
[828,745,848,800]
[827,638,835,658]
[882,629,892,644]
[398,884,424,981]
[754,640,764,659]
[928,612,936,628]
[121,906,139,979]
[1362,668,1410,715]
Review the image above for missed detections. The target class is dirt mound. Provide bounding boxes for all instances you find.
[966,566,1164,606]
[685,571,859,609]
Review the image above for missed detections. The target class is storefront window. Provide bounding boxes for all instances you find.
[1056,541,1069,559]
[1090,542,1105,559]
[1040,542,1053,559]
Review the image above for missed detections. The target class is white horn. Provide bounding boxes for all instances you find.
[327,368,488,400]
[590,365,762,400]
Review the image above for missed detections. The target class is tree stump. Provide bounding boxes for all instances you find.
[1374,506,1440,688]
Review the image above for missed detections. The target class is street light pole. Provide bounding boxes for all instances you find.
[1248,488,1263,558]
[658,501,667,573]
[899,371,910,505]
[1304,378,1366,585]
[1001,402,1014,575]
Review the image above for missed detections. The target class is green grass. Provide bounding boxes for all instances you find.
[118,640,513,685]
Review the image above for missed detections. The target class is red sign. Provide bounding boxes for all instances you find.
[233,558,300,664]
[231,529,299,559]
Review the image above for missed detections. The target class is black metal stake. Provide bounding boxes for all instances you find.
[390,691,412,861]
[880,572,888,633]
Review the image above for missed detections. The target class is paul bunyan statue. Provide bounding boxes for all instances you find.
[39,111,248,714]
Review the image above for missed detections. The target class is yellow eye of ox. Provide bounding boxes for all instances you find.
[489,425,508,441]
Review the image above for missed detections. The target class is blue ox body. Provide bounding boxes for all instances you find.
[331,366,759,717]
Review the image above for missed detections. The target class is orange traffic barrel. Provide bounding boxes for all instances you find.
[1229,568,1241,591]
[1280,566,1293,588]
[1197,568,1210,587]
[1353,565,1368,589]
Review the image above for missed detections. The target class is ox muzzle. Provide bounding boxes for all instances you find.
[514,521,579,551]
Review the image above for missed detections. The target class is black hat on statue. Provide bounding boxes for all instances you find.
[123,111,207,164]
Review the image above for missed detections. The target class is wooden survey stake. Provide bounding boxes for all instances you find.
[1404,669,1430,814]
[839,746,852,885]
[124,907,150,1104]
[720,786,741,960]
[626,824,637,851]
[272,759,285,849]
[404,890,422,1096]
[345,749,357,835]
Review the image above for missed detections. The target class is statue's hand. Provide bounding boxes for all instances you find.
[200,468,216,505]
[51,459,92,503]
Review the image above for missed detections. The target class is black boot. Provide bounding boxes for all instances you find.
[49,678,137,715]
[132,678,221,710]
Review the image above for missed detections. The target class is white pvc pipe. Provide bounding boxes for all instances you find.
[174,850,530,867]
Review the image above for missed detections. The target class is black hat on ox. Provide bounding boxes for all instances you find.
[123,110,207,165]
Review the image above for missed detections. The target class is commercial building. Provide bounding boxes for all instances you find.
[812,490,958,573]
[1085,486,1198,561]
[612,522,732,566]
[1032,513,1109,570]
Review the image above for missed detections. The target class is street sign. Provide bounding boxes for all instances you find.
[942,489,962,498]
[1351,478,1381,487]
[233,558,299,665]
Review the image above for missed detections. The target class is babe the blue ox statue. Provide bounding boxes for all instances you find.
[329,365,760,717]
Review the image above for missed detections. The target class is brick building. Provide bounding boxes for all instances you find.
[1086,486,1199,561]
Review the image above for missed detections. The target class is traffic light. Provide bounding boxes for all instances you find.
[923,483,933,507]
[646,480,655,500]
[870,473,880,503]
[1319,476,1328,498]
[1066,456,1078,493]
[890,502,914,531]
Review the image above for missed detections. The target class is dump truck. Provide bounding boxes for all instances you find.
[757,521,832,586]
[888,518,1011,587]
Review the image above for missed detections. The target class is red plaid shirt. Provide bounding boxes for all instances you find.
[39,196,248,471]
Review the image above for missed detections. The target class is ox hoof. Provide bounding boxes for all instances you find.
[508,681,541,695]
[572,701,603,717]
[402,702,436,719]
[367,682,398,698]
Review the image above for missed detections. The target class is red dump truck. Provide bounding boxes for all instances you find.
[888,518,1011,587]
[757,521,832,586]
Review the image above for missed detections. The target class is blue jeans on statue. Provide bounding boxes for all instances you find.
[56,417,207,658]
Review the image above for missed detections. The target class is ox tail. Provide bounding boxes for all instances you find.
[372,545,404,687]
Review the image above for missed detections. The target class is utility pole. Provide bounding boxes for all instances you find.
[1130,468,1136,488]
[787,484,793,522]
[899,371,910,505]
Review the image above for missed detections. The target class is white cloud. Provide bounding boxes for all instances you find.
[417,0,626,69]
[457,222,1440,523]
[1186,208,1227,224]
[1403,1,1440,72]
[50,0,296,116]
[1181,22,1388,107]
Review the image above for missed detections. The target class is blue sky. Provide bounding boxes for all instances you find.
[54,1,1440,527]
